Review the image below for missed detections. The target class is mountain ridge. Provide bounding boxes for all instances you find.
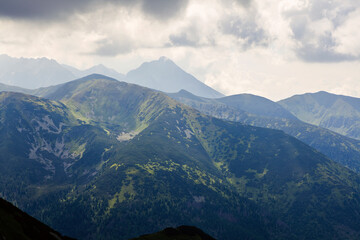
[0,198,74,240]
[279,91,360,140]
[0,55,124,89]
[169,89,360,173]
[1,76,360,239]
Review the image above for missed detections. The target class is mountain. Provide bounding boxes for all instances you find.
[0,79,272,240]
[125,57,224,98]
[172,90,297,120]
[217,93,298,120]
[279,91,360,140]
[63,64,125,81]
[1,75,360,239]
[130,226,215,240]
[0,54,76,89]
[0,55,220,98]
[0,82,32,94]
[169,90,360,172]
[0,55,124,89]
[0,198,73,240]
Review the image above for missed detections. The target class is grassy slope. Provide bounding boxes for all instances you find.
[1,77,360,239]
[279,91,360,140]
[169,91,360,172]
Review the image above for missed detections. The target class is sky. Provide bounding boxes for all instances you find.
[0,0,360,101]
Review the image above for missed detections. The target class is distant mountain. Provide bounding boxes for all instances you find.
[63,64,125,80]
[215,93,298,120]
[0,54,124,89]
[0,198,73,240]
[1,75,360,239]
[0,54,76,89]
[0,55,220,98]
[279,91,360,140]
[0,82,32,94]
[125,57,224,98]
[169,90,360,172]
[130,226,215,240]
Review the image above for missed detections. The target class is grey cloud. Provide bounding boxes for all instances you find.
[283,1,360,62]
[220,16,268,49]
[0,0,188,21]
[234,0,252,8]
[168,21,216,47]
[296,32,356,62]
[308,0,332,21]
[0,0,99,20]
[169,32,199,47]
[141,0,189,20]
[297,45,356,62]
[289,15,308,40]
[91,39,133,57]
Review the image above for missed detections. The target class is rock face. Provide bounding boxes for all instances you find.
[0,198,74,240]
[278,91,360,140]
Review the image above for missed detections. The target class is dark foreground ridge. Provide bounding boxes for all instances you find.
[0,198,74,240]
[131,226,216,240]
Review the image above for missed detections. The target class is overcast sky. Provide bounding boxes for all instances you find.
[0,0,359,100]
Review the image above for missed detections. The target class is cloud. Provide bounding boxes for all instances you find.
[91,38,133,56]
[0,0,98,20]
[169,32,199,47]
[234,0,252,8]
[281,0,360,62]
[141,0,189,20]
[0,0,189,21]
[219,15,268,49]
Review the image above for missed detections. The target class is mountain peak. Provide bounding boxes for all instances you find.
[158,56,171,62]
[125,58,224,98]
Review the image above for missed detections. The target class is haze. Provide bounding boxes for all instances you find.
[0,0,359,101]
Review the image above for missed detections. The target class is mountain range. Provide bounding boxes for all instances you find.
[279,91,360,140]
[0,55,223,98]
[0,54,124,89]
[1,75,360,239]
[2,55,360,239]
[169,90,360,172]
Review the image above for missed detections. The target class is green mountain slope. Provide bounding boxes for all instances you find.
[1,76,360,239]
[217,93,298,120]
[279,91,360,140]
[0,86,274,239]
[0,82,33,94]
[169,90,360,172]
[0,198,73,240]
